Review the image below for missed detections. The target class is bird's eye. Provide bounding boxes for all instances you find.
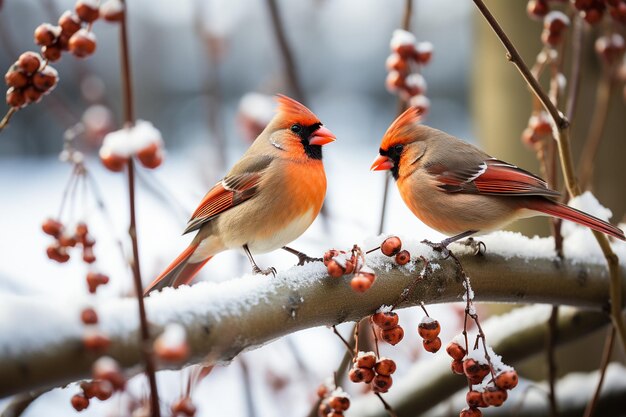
[393,144,404,154]
[290,124,302,133]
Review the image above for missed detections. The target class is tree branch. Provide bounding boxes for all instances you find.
[1,236,624,397]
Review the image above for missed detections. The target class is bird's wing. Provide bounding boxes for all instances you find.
[427,158,560,198]
[183,156,273,234]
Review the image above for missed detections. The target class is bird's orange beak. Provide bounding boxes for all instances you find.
[309,126,336,146]
[370,155,394,171]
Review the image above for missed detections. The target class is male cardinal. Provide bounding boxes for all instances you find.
[371,107,625,249]
[145,95,335,294]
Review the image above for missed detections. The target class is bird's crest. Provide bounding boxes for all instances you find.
[275,94,320,126]
[380,106,425,149]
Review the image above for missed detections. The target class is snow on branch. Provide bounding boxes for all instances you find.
[0,232,624,397]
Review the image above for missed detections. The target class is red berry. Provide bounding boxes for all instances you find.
[371,374,393,393]
[41,45,62,62]
[417,319,441,341]
[349,366,375,383]
[92,380,113,401]
[75,0,100,23]
[414,41,433,64]
[32,66,59,93]
[423,336,442,353]
[69,29,97,58]
[355,351,377,369]
[544,11,569,33]
[495,370,519,390]
[5,65,29,88]
[446,341,466,361]
[328,396,350,411]
[459,407,482,417]
[75,222,89,238]
[374,358,397,376]
[17,52,41,75]
[392,43,417,59]
[583,8,604,24]
[6,87,26,108]
[466,390,488,408]
[323,249,340,266]
[527,0,549,20]
[100,0,125,22]
[46,243,70,263]
[463,359,491,383]
[100,150,128,172]
[81,307,99,324]
[381,236,402,256]
[385,71,405,92]
[385,53,408,73]
[58,234,78,247]
[83,246,96,263]
[136,143,163,169]
[80,380,97,399]
[482,386,508,407]
[451,359,465,375]
[23,86,43,104]
[59,10,82,36]
[34,23,61,46]
[395,250,410,265]
[350,275,372,292]
[316,383,329,398]
[372,311,399,330]
[83,330,111,351]
[42,218,64,237]
[92,357,126,391]
[71,394,90,411]
[380,325,404,345]
[171,396,197,416]
[327,260,345,278]
[86,272,109,293]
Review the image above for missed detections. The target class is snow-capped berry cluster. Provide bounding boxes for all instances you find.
[528,0,626,25]
[595,34,626,65]
[386,29,433,114]
[418,316,442,353]
[72,356,127,411]
[99,120,165,172]
[154,323,190,363]
[4,52,58,108]
[372,308,404,346]
[521,110,552,150]
[446,339,519,417]
[317,383,351,417]
[380,236,412,266]
[541,11,570,47]
[348,351,397,394]
[324,245,377,292]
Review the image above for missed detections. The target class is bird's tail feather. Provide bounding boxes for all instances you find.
[144,243,212,295]
[529,200,625,241]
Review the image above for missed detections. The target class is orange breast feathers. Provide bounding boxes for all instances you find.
[283,159,327,219]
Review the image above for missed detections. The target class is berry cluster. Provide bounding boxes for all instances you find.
[71,356,127,412]
[386,29,433,114]
[4,52,58,108]
[99,120,165,172]
[42,218,97,265]
[528,0,626,24]
[595,34,626,66]
[380,236,411,266]
[446,341,519,417]
[418,316,442,353]
[540,11,570,47]
[372,308,404,346]
[317,384,351,417]
[521,110,552,150]
[348,351,397,394]
[324,246,377,292]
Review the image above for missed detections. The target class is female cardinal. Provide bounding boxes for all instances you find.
[371,107,625,249]
[145,95,335,294]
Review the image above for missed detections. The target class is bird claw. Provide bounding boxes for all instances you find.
[252,265,277,277]
[420,239,452,259]
[296,254,322,266]
[458,238,486,256]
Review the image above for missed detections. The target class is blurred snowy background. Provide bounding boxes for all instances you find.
[4,0,620,416]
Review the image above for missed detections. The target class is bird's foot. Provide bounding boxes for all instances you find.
[252,265,277,277]
[420,239,452,259]
[282,246,323,266]
[457,238,486,256]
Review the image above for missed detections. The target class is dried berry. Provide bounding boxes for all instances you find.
[459,407,482,417]
[482,386,507,407]
[75,0,100,23]
[395,250,410,265]
[374,358,397,376]
[81,307,99,324]
[92,380,113,401]
[494,370,519,390]
[451,359,464,375]
[418,318,441,341]
[328,395,350,411]
[86,272,109,293]
[42,218,64,237]
[5,65,29,88]
[83,246,96,263]
[350,275,372,292]
[466,390,487,408]
[23,86,43,104]
[100,0,125,22]
[385,71,405,92]
[6,87,26,108]
[69,29,97,58]
[423,336,442,353]
[446,341,466,360]
[41,45,62,62]
[136,143,163,169]
[349,366,375,384]
[46,243,70,263]
[34,23,60,46]
[59,10,82,36]
[71,393,90,411]
[381,236,402,256]
[355,351,377,369]
[385,53,408,73]
[380,325,404,345]
[327,260,345,278]
[80,380,97,399]
[463,359,491,384]
[17,52,41,75]
[323,249,340,266]
[527,0,549,20]
[371,374,393,393]
[32,66,59,93]
[92,357,126,390]
[372,311,399,330]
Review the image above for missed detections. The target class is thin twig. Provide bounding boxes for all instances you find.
[472,0,626,356]
[238,357,257,417]
[0,107,18,132]
[546,306,560,417]
[582,327,616,417]
[374,393,398,417]
[565,15,583,122]
[332,325,354,356]
[117,1,161,415]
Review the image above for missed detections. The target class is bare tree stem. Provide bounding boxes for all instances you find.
[582,327,616,417]
[117,2,161,415]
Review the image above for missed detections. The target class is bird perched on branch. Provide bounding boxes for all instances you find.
[145,95,335,294]
[371,107,625,250]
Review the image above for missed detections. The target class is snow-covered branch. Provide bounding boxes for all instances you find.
[1,233,624,397]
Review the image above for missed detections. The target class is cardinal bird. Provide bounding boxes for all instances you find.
[145,95,335,294]
[371,107,625,249]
